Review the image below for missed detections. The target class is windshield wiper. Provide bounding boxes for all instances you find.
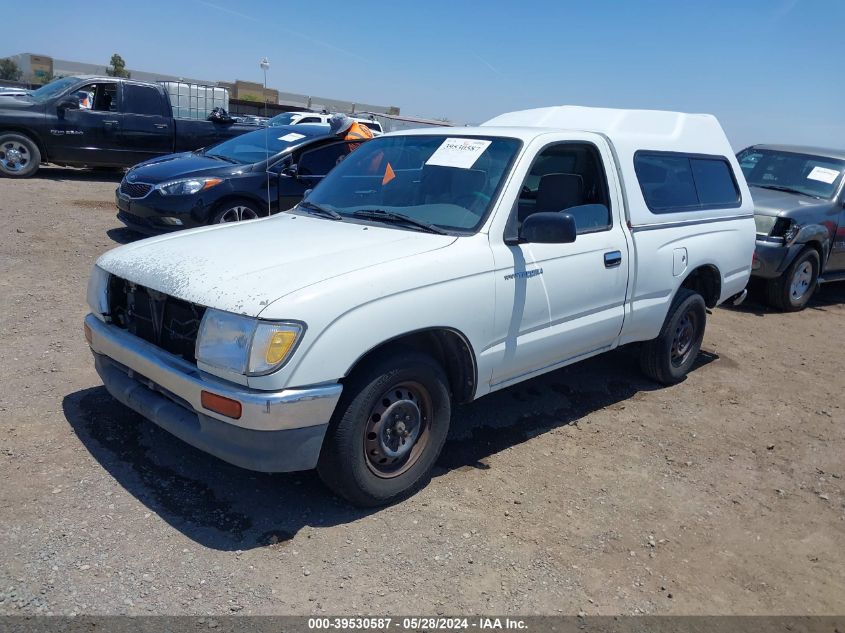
[352,209,447,235]
[207,154,241,164]
[297,200,343,220]
[756,184,821,199]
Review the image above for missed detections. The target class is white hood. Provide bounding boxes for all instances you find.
[97,214,456,316]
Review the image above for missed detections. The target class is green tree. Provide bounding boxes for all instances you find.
[0,58,23,81]
[106,54,130,78]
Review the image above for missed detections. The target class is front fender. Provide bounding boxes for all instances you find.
[790,223,831,268]
[282,277,492,390]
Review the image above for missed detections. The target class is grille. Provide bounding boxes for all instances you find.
[120,181,153,198]
[107,276,206,362]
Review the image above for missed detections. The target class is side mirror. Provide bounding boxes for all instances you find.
[521,212,577,244]
[282,164,299,179]
[303,188,313,199]
[57,97,79,114]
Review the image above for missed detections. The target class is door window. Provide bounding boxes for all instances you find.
[73,83,118,112]
[297,142,353,176]
[517,142,612,234]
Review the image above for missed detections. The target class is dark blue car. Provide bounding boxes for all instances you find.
[115,124,364,233]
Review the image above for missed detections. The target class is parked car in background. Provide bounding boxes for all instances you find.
[116,124,367,233]
[738,144,845,311]
[0,86,30,97]
[0,76,257,178]
[268,111,384,135]
[85,106,755,506]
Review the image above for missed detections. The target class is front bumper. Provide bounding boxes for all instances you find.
[751,238,804,280]
[86,314,342,472]
[115,190,211,234]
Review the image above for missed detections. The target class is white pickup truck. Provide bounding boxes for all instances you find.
[85,106,755,506]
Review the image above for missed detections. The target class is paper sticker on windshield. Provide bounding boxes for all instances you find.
[425,138,492,169]
[806,166,839,184]
[278,132,306,142]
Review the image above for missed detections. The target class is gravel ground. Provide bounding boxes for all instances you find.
[0,168,843,616]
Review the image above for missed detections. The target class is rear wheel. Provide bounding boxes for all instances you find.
[764,248,819,312]
[0,133,41,178]
[317,351,451,507]
[211,199,262,224]
[640,288,707,385]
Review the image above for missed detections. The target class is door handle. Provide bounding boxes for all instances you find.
[154,123,168,129]
[604,250,622,268]
[103,120,119,127]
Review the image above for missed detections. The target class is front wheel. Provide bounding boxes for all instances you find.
[317,351,451,507]
[0,133,41,178]
[211,199,262,224]
[764,248,819,312]
[640,288,707,385]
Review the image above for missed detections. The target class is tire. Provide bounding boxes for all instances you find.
[210,199,262,224]
[640,288,707,385]
[317,351,452,507]
[764,248,819,312]
[0,133,41,178]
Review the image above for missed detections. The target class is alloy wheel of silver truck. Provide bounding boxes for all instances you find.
[317,351,451,507]
[212,200,261,224]
[640,288,707,385]
[0,133,41,178]
[765,248,819,312]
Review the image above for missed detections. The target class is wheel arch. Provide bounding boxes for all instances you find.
[799,237,827,273]
[679,264,721,308]
[0,127,48,162]
[342,327,478,405]
[210,193,270,221]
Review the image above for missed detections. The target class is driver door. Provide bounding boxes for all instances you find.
[50,81,120,165]
[488,137,630,388]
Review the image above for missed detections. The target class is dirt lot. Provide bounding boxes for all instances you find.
[0,168,843,616]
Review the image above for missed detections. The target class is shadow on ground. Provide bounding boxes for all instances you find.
[725,279,845,316]
[106,227,145,245]
[63,345,720,551]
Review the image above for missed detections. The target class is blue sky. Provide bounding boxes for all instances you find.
[4,0,842,149]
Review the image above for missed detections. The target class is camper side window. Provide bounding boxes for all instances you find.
[635,151,740,213]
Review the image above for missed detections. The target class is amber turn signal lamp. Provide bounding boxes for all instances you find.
[201,391,242,419]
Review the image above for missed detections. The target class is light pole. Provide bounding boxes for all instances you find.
[259,57,270,118]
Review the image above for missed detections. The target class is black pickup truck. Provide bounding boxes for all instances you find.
[0,76,257,178]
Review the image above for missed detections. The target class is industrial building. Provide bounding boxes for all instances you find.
[7,52,399,115]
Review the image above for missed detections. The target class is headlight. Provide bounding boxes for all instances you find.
[156,177,222,196]
[195,309,303,376]
[753,214,777,235]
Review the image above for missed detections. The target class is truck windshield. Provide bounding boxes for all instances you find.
[204,126,323,164]
[738,148,844,200]
[28,77,82,103]
[301,135,522,233]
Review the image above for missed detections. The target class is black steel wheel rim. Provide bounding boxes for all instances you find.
[671,309,698,367]
[363,380,432,479]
